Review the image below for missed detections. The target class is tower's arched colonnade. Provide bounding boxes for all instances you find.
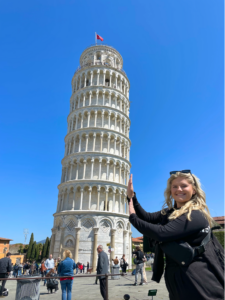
[50,45,132,270]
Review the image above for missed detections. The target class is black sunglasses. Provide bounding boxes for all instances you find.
[170,169,192,175]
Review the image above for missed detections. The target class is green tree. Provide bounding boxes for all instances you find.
[19,245,24,254]
[23,245,29,253]
[41,240,47,260]
[46,238,51,257]
[26,233,34,259]
[30,241,36,260]
[35,244,40,261]
[38,243,43,252]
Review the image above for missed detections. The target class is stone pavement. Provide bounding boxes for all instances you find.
[5,271,169,300]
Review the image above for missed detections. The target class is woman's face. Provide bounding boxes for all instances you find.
[171,177,195,208]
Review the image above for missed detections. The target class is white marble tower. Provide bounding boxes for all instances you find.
[50,44,132,269]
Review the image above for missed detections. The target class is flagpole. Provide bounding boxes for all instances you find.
[95,32,97,45]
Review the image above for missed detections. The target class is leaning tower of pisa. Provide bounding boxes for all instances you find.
[50,44,132,269]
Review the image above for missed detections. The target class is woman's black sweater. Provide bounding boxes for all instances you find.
[129,193,224,300]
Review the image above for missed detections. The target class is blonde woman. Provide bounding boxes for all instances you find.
[127,172,224,300]
[58,250,76,300]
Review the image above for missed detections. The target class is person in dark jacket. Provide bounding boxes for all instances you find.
[120,254,128,273]
[57,250,76,300]
[97,245,109,300]
[127,172,224,300]
[132,246,144,285]
[0,252,12,297]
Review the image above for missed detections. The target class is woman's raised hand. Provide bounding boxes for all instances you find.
[129,198,136,216]
[127,174,135,199]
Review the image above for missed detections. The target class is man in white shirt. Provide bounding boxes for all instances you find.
[44,254,54,285]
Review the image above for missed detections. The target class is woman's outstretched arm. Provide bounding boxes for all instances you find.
[129,199,208,242]
[127,174,162,224]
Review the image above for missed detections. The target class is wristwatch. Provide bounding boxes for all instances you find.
[127,192,136,202]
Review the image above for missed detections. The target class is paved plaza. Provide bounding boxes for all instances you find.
[5,271,169,300]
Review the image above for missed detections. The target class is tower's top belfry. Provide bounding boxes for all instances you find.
[79,45,124,69]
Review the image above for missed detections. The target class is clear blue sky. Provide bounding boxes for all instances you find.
[0,0,223,243]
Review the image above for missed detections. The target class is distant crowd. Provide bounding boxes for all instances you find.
[9,257,91,278]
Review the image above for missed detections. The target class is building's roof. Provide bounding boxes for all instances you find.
[132,236,143,243]
[0,238,13,241]
[213,216,225,225]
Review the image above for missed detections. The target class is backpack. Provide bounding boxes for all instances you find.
[47,278,58,289]
[14,265,19,271]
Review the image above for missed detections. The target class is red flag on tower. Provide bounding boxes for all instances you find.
[96,34,103,41]
[95,32,104,44]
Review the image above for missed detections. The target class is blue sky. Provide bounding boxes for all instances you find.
[0,0,223,243]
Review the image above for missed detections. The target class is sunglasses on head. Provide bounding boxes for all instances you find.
[170,170,192,175]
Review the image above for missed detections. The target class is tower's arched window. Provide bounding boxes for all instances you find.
[96,53,101,60]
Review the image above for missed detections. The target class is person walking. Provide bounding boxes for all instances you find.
[75,262,78,275]
[30,261,36,275]
[142,255,148,284]
[96,245,109,300]
[132,246,144,286]
[54,259,58,273]
[120,255,128,273]
[127,172,224,300]
[58,250,76,300]
[40,260,46,280]
[44,254,54,285]
[0,252,12,298]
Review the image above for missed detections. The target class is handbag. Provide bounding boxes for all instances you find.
[160,229,211,267]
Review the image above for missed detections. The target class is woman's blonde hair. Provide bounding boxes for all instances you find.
[63,249,72,259]
[162,172,213,227]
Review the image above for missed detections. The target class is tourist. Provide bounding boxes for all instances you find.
[46,268,59,293]
[18,262,23,277]
[57,258,62,274]
[86,262,90,273]
[30,261,36,275]
[58,249,76,300]
[75,262,78,274]
[22,263,25,275]
[44,254,54,285]
[112,257,119,266]
[97,245,109,300]
[132,246,144,286]
[78,263,83,274]
[0,252,12,297]
[12,263,16,277]
[24,262,30,275]
[127,172,224,299]
[40,260,46,280]
[94,272,99,285]
[54,259,58,273]
[82,263,85,273]
[142,255,148,284]
[120,254,128,273]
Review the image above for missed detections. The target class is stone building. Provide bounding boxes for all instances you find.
[50,44,132,270]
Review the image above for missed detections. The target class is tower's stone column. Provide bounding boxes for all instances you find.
[49,228,57,255]
[110,229,116,262]
[123,230,128,256]
[92,228,99,271]
[74,227,81,262]
[59,227,66,257]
